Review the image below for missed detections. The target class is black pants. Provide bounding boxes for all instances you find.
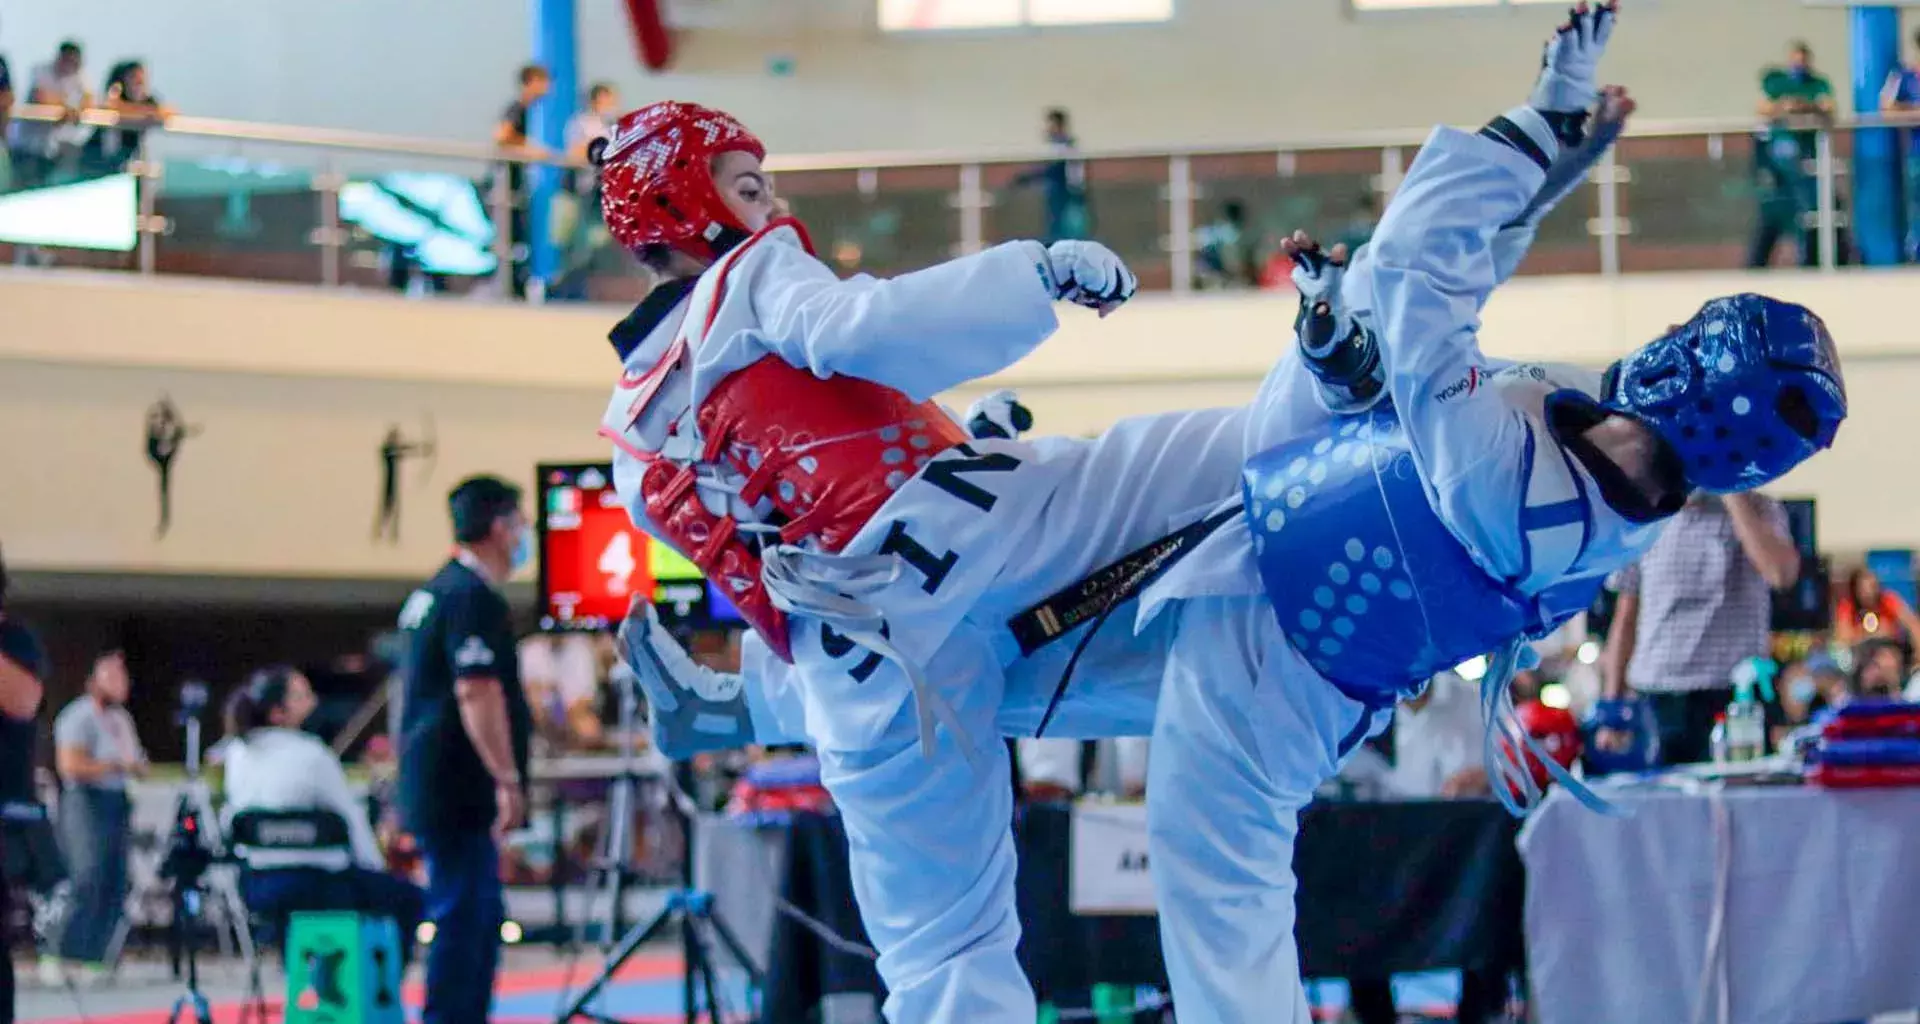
[1646,687,1735,767]
[1350,968,1507,1024]
[418,829,504,1024]
[241,865,426,966]
[1748,183,1818,270]
[1,811,66,1024]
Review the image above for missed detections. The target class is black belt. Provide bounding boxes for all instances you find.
[1006,503,1242,736]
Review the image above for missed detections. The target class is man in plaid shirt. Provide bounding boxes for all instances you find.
[1599,493,1801,764]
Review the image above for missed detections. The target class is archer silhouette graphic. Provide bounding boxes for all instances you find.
[145,396,201,538]
[374,422,436,543]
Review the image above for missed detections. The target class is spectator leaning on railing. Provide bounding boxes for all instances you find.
[1750,41,1835,269]
[493,63,552,300]
[553,81,620,297]
[86,59,170,175]
[12,40,91,191]
[1009,107,1089,243]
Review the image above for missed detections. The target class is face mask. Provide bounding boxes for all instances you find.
[1790,678,1816,704]
[510,523,535,573]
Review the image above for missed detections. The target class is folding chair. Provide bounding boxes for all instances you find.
[226,808,354,1024]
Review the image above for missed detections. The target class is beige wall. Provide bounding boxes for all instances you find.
[0,265,1912,580]
[0,0,1855,155]
[0,356,610,580]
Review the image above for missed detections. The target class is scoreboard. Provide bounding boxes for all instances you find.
[535,462,743,632]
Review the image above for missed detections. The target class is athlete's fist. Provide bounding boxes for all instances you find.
[1593,83,1637,132]
[1034,239,1137,316]
[964,389,1034,441]
[1531,1,1618,114]
[1282,230,1384,414]
[1280,230,1354,349]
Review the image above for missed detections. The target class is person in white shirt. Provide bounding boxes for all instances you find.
[1385,672,1493,800]
[222,666,425,962]
[10,40,90,189]
[565,83,619,173]
[1016,737,1148,801]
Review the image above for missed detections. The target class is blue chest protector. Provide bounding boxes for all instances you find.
[1243,403,1601,709]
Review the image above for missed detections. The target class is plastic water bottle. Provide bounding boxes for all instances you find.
[1725,693,1767,762]
[1709,713,1729,764]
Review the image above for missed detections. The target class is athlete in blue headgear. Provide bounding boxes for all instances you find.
[1128,4,1843,1017]
[612,4,1847,1019]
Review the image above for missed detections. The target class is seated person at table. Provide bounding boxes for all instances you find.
[222,666,426,961]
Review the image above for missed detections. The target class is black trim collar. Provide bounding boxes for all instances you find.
[608,276,699,362]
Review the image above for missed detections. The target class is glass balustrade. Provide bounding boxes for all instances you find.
[6,108,1916,301]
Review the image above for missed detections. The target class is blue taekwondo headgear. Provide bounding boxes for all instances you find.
[1595,294,1846,494]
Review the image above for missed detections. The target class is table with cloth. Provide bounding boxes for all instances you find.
[695,799,1525,1017]
[1520,779,1920,1024]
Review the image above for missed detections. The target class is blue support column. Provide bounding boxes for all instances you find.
[529,0,579,291]
[1851,5,1902,266]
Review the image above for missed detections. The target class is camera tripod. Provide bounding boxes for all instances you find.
[160,684,251,1024]
[162,802,214,1024]
[552,664,762,1024]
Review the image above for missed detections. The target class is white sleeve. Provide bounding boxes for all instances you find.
[1367,127,1547,490]
[309,743,383,870]
[740,239,1061,403]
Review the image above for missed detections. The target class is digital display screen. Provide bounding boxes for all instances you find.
[0,172,139,251]
[535,462,745,632]
[338,172,497,277]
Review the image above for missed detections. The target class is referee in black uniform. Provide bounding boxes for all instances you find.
[396,477,534,1024]
[0,546,49,1024]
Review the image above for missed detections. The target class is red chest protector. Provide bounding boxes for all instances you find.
[611,221,966,662]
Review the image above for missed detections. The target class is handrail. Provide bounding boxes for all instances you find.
[11,102,1920,173]
[5,101,1912,296]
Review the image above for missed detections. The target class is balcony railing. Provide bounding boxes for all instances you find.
[2,104,1913,303]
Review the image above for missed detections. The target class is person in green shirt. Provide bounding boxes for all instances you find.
[1761,40,1836,154]
[1750,41,1835,268]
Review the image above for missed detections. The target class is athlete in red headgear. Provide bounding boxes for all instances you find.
[593,101,1250,1022]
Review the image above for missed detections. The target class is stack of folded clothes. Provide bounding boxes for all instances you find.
[1805,700,1920,788]
[725,753,834,825]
